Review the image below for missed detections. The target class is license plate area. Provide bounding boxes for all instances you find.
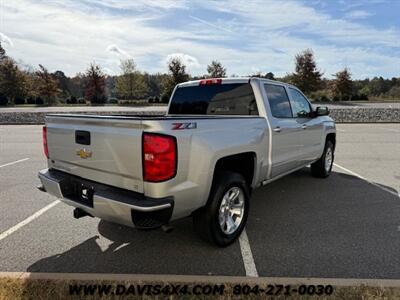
[79,185,94,207]
[61,179,94,207]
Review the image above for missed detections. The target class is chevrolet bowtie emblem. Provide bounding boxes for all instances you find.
[76,148,92,159]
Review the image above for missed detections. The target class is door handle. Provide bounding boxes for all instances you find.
[273,127,281,132]
[301,124,307,130]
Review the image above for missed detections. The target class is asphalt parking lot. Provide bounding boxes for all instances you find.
[0,124,399,278]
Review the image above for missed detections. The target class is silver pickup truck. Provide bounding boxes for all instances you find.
[38,77,336,246]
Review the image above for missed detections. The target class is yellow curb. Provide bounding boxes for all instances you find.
[1,272,400,287]
[0,272,25,279]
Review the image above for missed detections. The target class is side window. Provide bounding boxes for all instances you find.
[288,88,312,118]
[264,84,292,118]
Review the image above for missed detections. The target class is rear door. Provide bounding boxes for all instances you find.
[287,88,324,165]
[46,115,144,193]
[263,83,301,178]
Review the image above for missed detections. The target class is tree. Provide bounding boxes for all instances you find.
[0,42,6,61]
[207,60,226,78]
[36,64,59,105]
[251,72,275,80]
[368,76,390,96]
[115,59,148,100]
[387,85,400,98]
[290,49,323,94]
[105,75,116,99]
[161,57,190,102]
[84,62,106,104]
[331,68,353,101]
[53,70,71,100]
[144,72,168,97]
[0,42,9,105]
[265,72,275,80]
[69,73,86,98]
[0,57,28,104]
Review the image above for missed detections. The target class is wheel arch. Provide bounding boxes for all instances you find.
[212,152,257,188]
[326,132,336,150]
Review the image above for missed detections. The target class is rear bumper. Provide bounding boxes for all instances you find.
[38,168,174,229]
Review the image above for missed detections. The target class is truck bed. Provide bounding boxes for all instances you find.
[45,113,264,196]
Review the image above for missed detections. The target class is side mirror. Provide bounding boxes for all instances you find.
[315,106,329,117]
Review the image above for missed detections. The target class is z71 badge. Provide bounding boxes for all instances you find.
[172,122,197,130]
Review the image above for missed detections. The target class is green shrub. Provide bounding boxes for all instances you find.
[26,97,36,104]
[0,95,8,106]
[351,93,368,101]
[108,97,118,104]
[14,97,25,105]
[341,95,350,101]
[161,94,169,104]
[36,97,44,105]
[66,96,77,104]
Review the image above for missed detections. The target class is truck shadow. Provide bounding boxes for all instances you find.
[26,217,246,275]
[247,168,400,278]
[27,168,400,277]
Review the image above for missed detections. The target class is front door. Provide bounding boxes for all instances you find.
[287,87,324,165]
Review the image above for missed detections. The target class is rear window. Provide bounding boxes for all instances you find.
[168,83,259,115]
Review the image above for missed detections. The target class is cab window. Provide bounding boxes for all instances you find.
[264,84,292,118]
[288,88,312,118]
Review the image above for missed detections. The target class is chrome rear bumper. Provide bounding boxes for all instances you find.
[38,168,174,229]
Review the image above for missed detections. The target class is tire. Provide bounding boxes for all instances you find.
[311,140,334,178]
[193,171,250,247]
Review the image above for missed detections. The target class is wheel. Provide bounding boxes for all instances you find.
[311,140,334,178]
[193,171,250,247]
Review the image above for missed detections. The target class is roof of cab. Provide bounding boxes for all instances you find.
[176,77,297,89]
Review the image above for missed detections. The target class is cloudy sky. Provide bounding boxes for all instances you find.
[0,0,399,78]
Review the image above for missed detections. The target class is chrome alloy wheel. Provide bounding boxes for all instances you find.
[218,187,245,235]
[325,147,333,172]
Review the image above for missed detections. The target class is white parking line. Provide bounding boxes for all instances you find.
[0,158,30,168]
[239,229,258,277]
[0,201,60,242]
[333,163,399,198]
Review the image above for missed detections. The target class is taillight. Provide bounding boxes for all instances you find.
[42,126,49,158]
[199,78,222,86]
[143,133,177,182]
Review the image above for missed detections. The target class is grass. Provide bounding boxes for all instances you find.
[1,278,400,300]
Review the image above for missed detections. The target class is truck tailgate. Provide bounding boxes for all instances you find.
[45,115,144,193]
